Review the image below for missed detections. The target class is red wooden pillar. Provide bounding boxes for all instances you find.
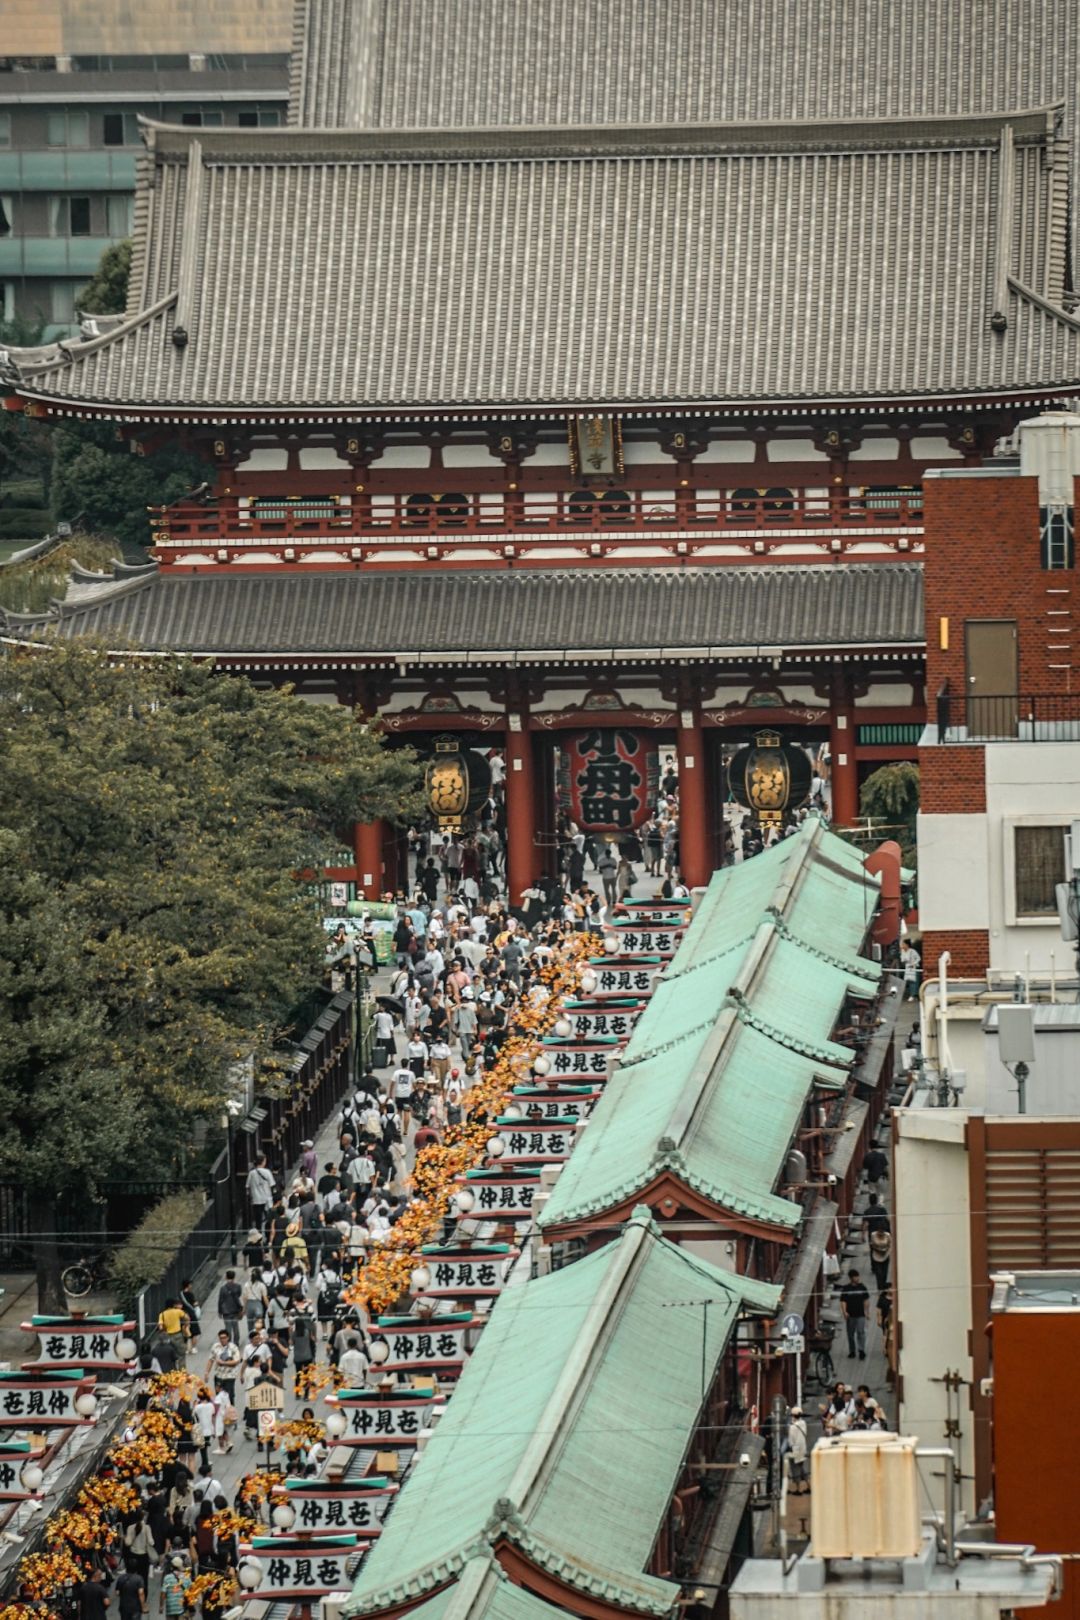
[353,819,385,899]
[505,719,536,904]
[829,665,859,828]
[677,709,711,889]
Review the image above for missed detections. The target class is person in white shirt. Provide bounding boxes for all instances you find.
[338,1337,370,1386]
[406,1036,429,1078]
[373,1007,397,1052]
[429,1038,451,1083]
[393,1066,415,1106]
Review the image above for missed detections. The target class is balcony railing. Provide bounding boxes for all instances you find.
[936,685,1080,742]
[154,486,924,544]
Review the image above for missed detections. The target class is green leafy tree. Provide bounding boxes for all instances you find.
[859,761,920,866]
[77,239,132,316]
[0,641,422,1308]
[50,419,207,550]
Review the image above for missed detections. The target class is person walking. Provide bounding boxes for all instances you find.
[786,1407,809,1494]
[840,1268,870,1360]
[205,1330,241,1406]
[869,1225,892,1290]
[901,942,921,1000]
[597,844,618,907]
[245,1155,276,1226]
[216,1271,243,1343]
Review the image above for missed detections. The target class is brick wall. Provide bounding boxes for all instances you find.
[920,929,990,978]
[922,472,1079,698]
[919,745,987,813]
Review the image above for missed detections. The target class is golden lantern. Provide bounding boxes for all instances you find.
[425,739,470,829]
[727,730,811,828]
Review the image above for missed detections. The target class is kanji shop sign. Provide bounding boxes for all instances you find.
[417,1245,514,1297]
[511,1087,601,1123]
[561,729,658,833]
[0,1371,96,1427]
[588,961,663,996]
[282,1478,396,1537]
[495,1119,579,1163]
[328,1390,435,1447]
[240,1535,357,1599]
[22,1315,136,1372]
[559,1000,647,1039]
[605,926,683,957]
[537,1045,613,1078]
[368,1314,478,1373]
[463,1171,541,1220]
[615,901,692,925]
[0,1440,33,1500]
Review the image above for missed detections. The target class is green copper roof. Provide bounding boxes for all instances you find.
[403,1559,569,1620]
[539,821,880,1235]
[346,1214,778,1618]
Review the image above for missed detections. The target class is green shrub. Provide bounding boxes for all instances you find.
[109,1189,208,1312]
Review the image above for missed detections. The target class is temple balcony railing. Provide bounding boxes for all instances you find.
[151,485,925,545]
[935,683,1080,742]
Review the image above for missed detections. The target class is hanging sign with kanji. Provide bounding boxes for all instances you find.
[561,729,658,833]
[462,1169,541,1220]
[22,1315,136,1372]
[282,1477,397,1537]
[604,925,683,957]
[368,1313,479,1374]
[615,900,693,925]
[328,1389,435,1447]
[558,1000,647,1039]
[240,1535,357,1599]
[0,1440,33,1500]
[0,1370,96,1427]
[537,1044,613,1079]
[494,1118,579,1163]
[588,960,663,996]
[417,1245,514,1297]
[511,1086,601,1123]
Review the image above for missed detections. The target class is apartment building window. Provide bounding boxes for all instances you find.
[0,113,11,149]
[0,197,12,238]
[1014,825,1066,917]
[50,281,77,323]
[49,196,92,236]
[103,112,141,146]
[180,110,224,128]
[47,111,90,148]
[237,108,281,127]
[106,195,133,237]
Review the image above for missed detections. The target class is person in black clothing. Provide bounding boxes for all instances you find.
[862,1146,889,1184]
[115,1563,146,1620]
[840,1268,870,1360]
[862,1193,891,1237]
[79,1573,110,1620]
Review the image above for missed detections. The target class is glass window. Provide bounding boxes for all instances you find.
[0,197,11,238]
[1014,825,1065,916]
[200,111,224,127]
[50,280,76,323]
[103,113,124,146]
[237,110,258,128]
[48,196,67,236]
[1,282,13,323]
[1040,505,1075,570]
[180,112,203,127]
[69,196,91,236]
[259,109,281,127]
[106,194,132,237]
[46,111,89,148]
[0,112,11,149]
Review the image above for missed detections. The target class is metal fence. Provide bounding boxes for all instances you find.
[936,686,1080,742]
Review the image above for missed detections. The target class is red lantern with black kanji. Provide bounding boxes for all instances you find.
[560,729,658,834]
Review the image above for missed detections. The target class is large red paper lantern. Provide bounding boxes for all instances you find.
[560,729,658,833]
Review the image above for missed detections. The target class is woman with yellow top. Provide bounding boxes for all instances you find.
[156,1298,189,1363]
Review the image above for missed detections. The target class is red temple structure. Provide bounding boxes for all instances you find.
[3,0,1080,894]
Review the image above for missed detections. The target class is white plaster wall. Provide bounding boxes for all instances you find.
[298,446,349,469]
[848,437,900,460]
[916,813,990,930]
[894,1109,978,1518]
[984,743,1080,974]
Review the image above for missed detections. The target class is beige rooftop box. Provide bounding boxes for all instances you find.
[810,1432,921,1560]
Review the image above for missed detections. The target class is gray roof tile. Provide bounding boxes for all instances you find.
[4,563,925,657]
[7,112,1080,413]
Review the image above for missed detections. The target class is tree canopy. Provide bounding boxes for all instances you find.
[859,761,919,866]
[77,239,132,316]
[0,641,422,1304]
